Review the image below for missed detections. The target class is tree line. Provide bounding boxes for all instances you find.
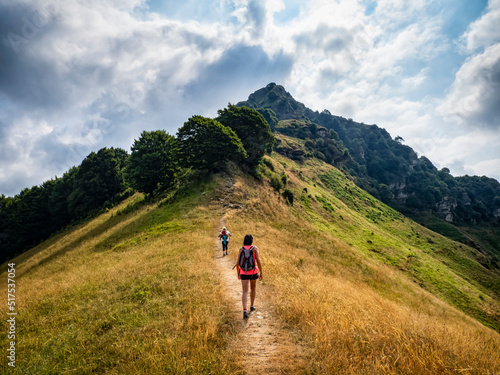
[0,105,274,262]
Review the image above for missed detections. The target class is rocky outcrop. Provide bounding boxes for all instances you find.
[275,145,305,161]
[317,127,328,138]
[389,180,409,204]
[436,196,457,223]
[493,208,500,224]
[459,191,472,207]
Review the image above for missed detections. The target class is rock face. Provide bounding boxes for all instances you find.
[317,127,328,138]
[493,208,500,223]
[274,137,306,161]
[389,180,409,204]
[436,197,457,223]
[277,147,305,161]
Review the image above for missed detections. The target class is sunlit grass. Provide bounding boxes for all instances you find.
[225,155,500,374]
[0,182,241,374]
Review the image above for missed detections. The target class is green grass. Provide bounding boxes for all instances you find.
[262,150,500,333]
[228,156,500,373]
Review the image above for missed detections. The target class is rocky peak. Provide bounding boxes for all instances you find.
[238,83,308,120]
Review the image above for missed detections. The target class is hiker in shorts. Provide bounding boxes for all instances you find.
[237,234,263,319]
[219,226,231,256]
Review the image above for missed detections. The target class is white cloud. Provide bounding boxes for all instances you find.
[438,43,500,128]
[438,0,500,130]
[469,158,500,178]
[461,0,500,51]
[0,116,56,192]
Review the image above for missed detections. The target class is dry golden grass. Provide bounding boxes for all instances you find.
[224,166,500,374]
[1,190,242,374]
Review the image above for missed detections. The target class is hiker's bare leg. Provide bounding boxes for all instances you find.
[241,280,250,310]
[250,279,257,307]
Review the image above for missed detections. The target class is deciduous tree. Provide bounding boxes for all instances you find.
[216,105,274,169]
[176,115,246,171]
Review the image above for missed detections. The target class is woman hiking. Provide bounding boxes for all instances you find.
[237,234,263,319]
[219,226,231,256]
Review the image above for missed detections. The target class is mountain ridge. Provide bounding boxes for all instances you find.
[237,83,500,261]
[3,150,499,373]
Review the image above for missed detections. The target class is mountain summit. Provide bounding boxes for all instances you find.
[238,83,500,261]
[238,82,315,120]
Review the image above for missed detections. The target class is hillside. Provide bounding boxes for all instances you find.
[237,83,500,261]
[2,149,499,374]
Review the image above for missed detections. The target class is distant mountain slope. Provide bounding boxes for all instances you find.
[237,83,500,261]
[255,144,500,332]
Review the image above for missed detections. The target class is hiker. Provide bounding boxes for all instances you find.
[219,226,231,256]
[237,234,263,319]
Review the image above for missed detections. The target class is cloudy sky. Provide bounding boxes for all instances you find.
[1,0,499,196]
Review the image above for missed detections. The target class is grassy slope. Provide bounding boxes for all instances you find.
[0,176,243,374]
[225,150,500,373]
[1,144,499,374]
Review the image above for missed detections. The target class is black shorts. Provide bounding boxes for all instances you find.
[240,273,259,280]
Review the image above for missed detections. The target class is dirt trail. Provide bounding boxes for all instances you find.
[213,175,304,374]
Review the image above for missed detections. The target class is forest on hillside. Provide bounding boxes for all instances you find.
[0,105,274,262]
[238,83,500,257]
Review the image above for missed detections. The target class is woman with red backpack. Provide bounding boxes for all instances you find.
[236,234,263,319]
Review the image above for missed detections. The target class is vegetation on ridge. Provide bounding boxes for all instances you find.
[237,83,500,262]
[0,106,272,262]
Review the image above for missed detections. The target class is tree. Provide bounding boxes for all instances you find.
[176,115,247,171]
[48,166,78,228]
[257,108,279,130]
[67,147,128,218]
[378,184,393,204]
[216,104,275,169]
[126,131,179,195]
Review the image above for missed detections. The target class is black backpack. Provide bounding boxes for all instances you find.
[238,246,255,272]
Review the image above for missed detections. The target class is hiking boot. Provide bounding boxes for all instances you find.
[250,306,256,312]
[243,310,248,319]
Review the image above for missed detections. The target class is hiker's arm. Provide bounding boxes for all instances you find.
[255,247,263,280]
[236,248,242,279]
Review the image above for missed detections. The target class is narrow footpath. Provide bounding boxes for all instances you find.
[212,174,304,374]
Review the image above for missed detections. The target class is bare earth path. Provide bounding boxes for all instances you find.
[213,175,305,374]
